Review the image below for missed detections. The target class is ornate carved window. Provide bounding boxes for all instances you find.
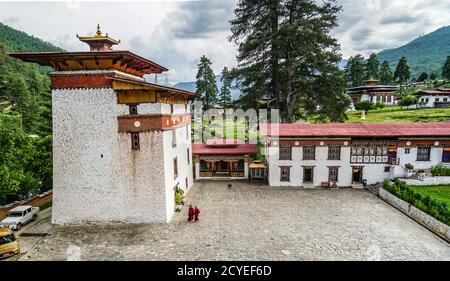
[131,133,140,150]
[417,146,431,161]
[303,145,315,160]
[280,166,290,182]
[328,146,341,160]
[279,145,292,160]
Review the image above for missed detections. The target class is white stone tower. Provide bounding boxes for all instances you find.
[11,26,195,224]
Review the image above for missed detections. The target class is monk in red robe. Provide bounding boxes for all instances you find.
[194,206,200,222]
[188,205,194,222]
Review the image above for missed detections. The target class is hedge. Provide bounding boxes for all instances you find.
[431,165,450,176]
[383,179,450,225]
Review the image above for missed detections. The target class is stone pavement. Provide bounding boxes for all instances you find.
[19,181,450,261]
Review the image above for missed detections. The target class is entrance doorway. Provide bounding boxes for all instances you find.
[352,167,363,184]
[443,147,450,163]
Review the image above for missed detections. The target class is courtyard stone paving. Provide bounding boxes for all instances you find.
[19,181,450,261]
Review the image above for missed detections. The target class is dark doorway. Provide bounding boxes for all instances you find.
[352,167,363,183]
[443,148,450,163]
[303,167,314,183]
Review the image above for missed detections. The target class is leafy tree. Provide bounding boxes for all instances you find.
[379,60,393,85]
[442,56,450,81]
[398,95,418,108]
[354,100,374,113]
[345,54,366,87]
[416,72,428,82]
[0,111,29,204]
[195,55,217,110]
[394,56,410,96]
[219,67,232,108]
[365,53,380,80]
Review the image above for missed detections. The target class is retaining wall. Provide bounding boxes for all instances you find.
[0,191,52,220]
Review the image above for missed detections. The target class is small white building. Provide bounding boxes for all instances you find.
[418,89,450,108]
[261,122,450,188]
[11,27,196,224]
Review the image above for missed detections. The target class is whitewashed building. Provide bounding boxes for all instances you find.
[418,89,450,108]
[11,27,196,224]
[261,122,450,187]
[347,79,397,108]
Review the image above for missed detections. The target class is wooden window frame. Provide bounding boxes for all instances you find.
[128,104,138,115]
[131,133,140,150]
[279,145,292,160]
[173,157,178,179]
[328,146,341,160]
[328,166,339,183]
[417,146,431,161]
[303,145,316,160]
[280,166,291,182]
[187,148,190,165]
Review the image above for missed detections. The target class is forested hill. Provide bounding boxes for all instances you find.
[0,23,61,204]
[378,25,450,80]
[0,22,63,52]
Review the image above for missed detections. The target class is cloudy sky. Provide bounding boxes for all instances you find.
[0,0,449,85]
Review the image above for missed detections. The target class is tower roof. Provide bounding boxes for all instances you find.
[76,24,120,52]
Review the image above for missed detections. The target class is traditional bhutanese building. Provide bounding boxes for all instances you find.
[10,26,196,224]
[261,122,450,188]
[192,139,257,179]
[347,79,398,107]
[418,89,450,108]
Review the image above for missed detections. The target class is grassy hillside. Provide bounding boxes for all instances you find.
[378,26,450,80]
[347,106,450,123]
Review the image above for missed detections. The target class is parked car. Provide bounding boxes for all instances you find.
[0,205,39,230]
[0,228,20,259]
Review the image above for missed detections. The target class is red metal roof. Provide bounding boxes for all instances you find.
[205,139,245,147]
[420,89,450,95]
[192,142,257,155]
[260,122,450,138]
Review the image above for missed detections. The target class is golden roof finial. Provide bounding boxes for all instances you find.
[96,23,102,36]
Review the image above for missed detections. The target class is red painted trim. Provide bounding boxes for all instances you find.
[51,74,113,89]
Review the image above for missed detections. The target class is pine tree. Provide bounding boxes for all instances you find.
[195,55,217,110]
[230,0,348,122]
[416,72,428,82]
[442,56,450,81]
[379,60,393,85]
[430,72,437,80]
[219,67,232,108]
[394,56,410,95]
[365,53,380,80]
[345,54,366,87]
[230,0,281,110]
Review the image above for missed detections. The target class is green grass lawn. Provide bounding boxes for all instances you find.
[346,106,450,123]
[409,185,450,208]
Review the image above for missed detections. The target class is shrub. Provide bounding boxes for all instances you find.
[354,101,374,113]
[431,165,450,176]
[398,95,418,108]
[374,103,385,110]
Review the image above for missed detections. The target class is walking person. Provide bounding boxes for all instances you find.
[188,205,194,222]
[194,206,200,222]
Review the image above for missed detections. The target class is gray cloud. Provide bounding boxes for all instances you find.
[162,0,236,39]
